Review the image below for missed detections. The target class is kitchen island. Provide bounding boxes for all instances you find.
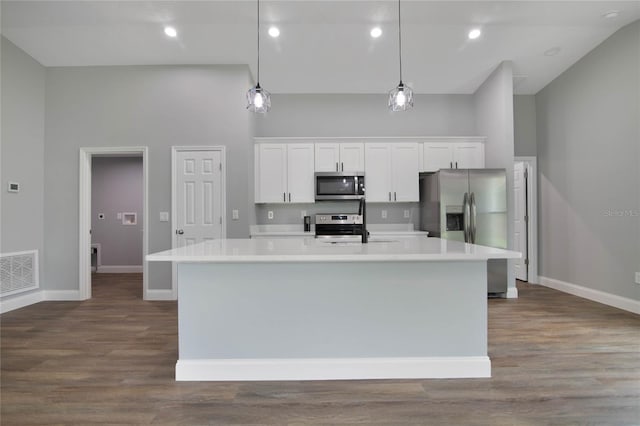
[147,236,520,381]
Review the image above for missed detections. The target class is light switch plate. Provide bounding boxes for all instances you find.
[381,210,387,219]
[159,212,169,222]
[635,272,640,285]
[232,209,239,220]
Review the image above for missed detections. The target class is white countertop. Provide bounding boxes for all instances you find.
[147,236,521,263]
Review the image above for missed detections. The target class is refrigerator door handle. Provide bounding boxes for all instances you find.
[470,192,477,244]
[463,192,470,243]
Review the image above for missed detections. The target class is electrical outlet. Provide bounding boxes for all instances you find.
[381,210,387,219]
[404,210,410,218]
[268,211,274,220]
[301,210,307,219]
[117,212,122,220]
[232,209,239,220]
[635,272,640,285]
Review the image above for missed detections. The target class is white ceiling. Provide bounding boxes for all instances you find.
[2,1,639,95]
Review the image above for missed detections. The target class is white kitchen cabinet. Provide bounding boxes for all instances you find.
[314,142,364,172]
[365,143,419,202]
[255,143,315,203]
[422,141,484,172]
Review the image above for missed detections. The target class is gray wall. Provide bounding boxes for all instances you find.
[536,21,640,300]
[91,156,143,266]
[0,37,45,293]
[44,65,254,291]
[474,61,516,292]
[513,95,538,157]
[255,94,477,137]
[254,93,476,226]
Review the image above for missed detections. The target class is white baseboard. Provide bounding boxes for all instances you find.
[0,290,44,314]
[43,290,83,301]
[97,265,143,273]
[506,287,519,299]
[176,356,491,381]
[145,289,176,301]
[539,276,640,315]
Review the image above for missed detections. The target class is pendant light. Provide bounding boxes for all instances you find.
[388,0,413,111]
[247,0,271,113]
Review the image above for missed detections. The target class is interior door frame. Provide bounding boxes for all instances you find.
[79,146,149,300]
[171,146,227,298]
[514,156,538,284]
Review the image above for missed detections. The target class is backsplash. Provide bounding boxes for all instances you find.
[255,202,420,228]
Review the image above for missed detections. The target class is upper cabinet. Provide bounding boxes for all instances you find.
[422,138,485,172]
[255,143,315,203]
[315,142,365,172]
[365,143,419,202]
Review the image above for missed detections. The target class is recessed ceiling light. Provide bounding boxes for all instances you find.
[544,47,562,56]
[468,28,481,40]
[268,26,280,38]
[602,10,620,19]
[164,26,177,38]
[370,27,382,38]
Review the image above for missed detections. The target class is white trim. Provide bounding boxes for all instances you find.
[43,290,83,301]
[0,291,44,314]
[96,265,143,273]
[171,146,227,300]
[175,356,491,381]
[515,156,538,284]
[79,147,149,301]
[506,287,519,299]
[539,276,640,315]
[145,289,175,301]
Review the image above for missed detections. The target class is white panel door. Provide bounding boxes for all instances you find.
[314,143,340,172]
[364,144,392,202]
[287,143,315,203]
[340,143,365,172]
[391,143,420,202]
[454,143,485,169]
[513,162,528,281]
[176,150,223,247]
[423,143,454,172]
[256,144,288,203]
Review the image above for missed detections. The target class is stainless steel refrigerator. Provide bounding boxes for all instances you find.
[419,169,508,294]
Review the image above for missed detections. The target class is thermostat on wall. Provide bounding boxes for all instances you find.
[7,182,19,193]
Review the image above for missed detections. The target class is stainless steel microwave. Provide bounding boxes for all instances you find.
[314,172,365,201]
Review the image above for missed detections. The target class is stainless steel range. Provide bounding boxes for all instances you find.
[315,214,364,238]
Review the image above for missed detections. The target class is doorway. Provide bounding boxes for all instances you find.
[513,157,538,284]
[171,146,226,296]
[79,147,149,300]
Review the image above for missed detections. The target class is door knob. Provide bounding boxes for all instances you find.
[176,229,184,235]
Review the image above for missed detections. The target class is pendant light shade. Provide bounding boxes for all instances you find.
[388,0,413,111]
[247,0,271,113]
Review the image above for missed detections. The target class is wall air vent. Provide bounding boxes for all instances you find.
[1,250,39,297]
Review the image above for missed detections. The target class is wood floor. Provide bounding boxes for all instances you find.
[1,274,639,425]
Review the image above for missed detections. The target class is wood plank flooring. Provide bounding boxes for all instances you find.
[1,274,639,425]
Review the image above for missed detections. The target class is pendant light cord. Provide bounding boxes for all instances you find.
[397,0,402,83]
[257,0,261,85]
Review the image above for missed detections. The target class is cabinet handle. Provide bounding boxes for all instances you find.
[336,162,339,171]
[455,161,458,169]
[283,192,286,202]
[450,161,453,168]
[341,162,344,171]
[394,192,397,201]
[389,192,392,201]
[288,193,291,202]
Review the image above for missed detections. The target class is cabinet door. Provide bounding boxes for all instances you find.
[391,143,420,202]
[453,143,485,169]
[256,144,287,203]
[423,143,454,172]
[364,144,392,202]
[287,143,315,203]
[339,143,365,172]
[314,143,340,172]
